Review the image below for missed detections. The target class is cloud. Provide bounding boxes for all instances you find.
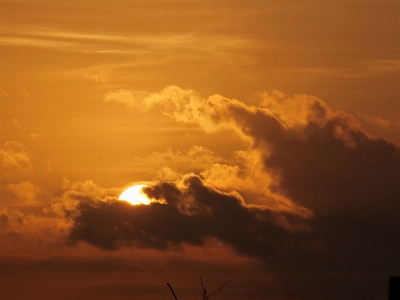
[146,145,222,176]
[262,109,400,217]
[104,86,266,139]
[44,178,118,219]
[60,172,400,278]
[95,85,400,278]
[0,141,32,177]
[359,113,391,129]
[29,133,41,139]
[2,27,254,73]
[153,166,182,181]
[61,177,110,201]
[104,89,151,109]
[147,146,217,164]
[11,118,21,129]
[365,59,400,73]
[0,208,68,245]
[104,85,333,146]
[65,174,309,255]
[0,36,74,50]
[106,86,400,216]
[83,69,110,83]
[106,86,400,214]
[357,113,400,143]
[199,150,297,210]
[6,181,50,204]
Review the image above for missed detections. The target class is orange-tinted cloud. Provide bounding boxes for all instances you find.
[2,83,397,299]
[0,141,32,177]
[96,85,400,281]
[58,171,400,280]
[0,207,67,245]
[64,174,309,255]
[6,181,50,204]
[106,86,400,216]
[144,145,222,178]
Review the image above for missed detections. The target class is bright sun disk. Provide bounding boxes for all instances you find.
[119,184,151,205]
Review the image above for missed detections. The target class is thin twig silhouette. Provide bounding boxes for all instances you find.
[200,277,207,300]
[200,277,234,300]
[167,277,233,300]
[167,283,178,300]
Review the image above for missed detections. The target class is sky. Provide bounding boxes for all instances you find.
[1,0,400,299]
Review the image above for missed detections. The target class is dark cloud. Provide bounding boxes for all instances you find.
[67,89,400,266]
[66,175,309,260]
[63,173,399,299]
[125,86,400,215]
[262,109,400,218]
[66,173,400,275]
[62,87,400,299]
[216,91,400,274]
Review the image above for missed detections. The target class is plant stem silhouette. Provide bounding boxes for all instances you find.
[167,277,234,300]
[200,277,234,300]
[167,283,178,300]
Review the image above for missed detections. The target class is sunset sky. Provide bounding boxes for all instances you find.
[1,1,400,299]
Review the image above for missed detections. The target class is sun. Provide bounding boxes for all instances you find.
[119,184,151,205]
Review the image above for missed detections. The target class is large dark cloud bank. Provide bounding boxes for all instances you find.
[63,90,400,299]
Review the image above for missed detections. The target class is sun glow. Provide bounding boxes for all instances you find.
[119,184,151,205]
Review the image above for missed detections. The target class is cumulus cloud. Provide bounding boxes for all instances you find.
[264,113,400,217]
[105,85,400,216]
[358,113,400,143]
[95,85,400,276]
[45,178,118,219]
[65,175,309,255]
[0,208,25,231]
[7,82,390,299]
[60,172,400,277]
[0,141,32,176]
[6,181,50,204]
[61,177,110,201]
[199,150,297,211]
[0,179,118,244]
[104,86,268,139]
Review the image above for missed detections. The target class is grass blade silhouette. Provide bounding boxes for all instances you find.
[167,277,233,300]
[167,283,178,300]
[200,277,234,299]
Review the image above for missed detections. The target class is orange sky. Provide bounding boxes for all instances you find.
[1,1,400,299]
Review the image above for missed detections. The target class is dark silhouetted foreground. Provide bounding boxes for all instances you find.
[389,277,400,300]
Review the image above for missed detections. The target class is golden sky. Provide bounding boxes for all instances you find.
[1,1,400,299]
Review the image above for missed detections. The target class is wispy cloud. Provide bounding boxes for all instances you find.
[1,27,254,62]
[364,59,400,73]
